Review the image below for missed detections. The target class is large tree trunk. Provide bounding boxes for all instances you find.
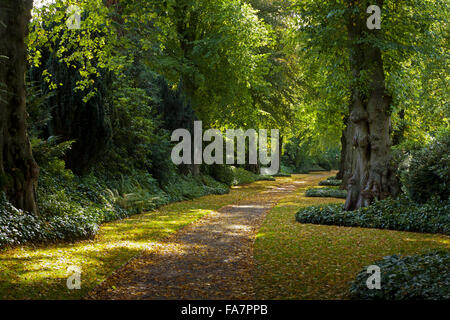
[344,1,399,211]
[0,0,39,213]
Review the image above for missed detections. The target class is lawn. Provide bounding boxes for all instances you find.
[0,177,292,300]
[254,173,450,300]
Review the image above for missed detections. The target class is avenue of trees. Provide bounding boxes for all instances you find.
[0,0,448,230]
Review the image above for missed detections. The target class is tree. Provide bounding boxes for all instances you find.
[343,0,400,210]
[293,0,447,209]
[0,0,39,212]
[28,50,113,174]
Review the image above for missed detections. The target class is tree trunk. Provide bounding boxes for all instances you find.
[344,1,399,211]
[0,0,39,213]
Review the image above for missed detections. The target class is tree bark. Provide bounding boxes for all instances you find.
[344,1,399,211]
[0,0,39,213]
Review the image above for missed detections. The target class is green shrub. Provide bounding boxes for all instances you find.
[256,175,276,182]
[0,192,99,246]
[164,174,229,201]
[305,187,347,199]
[274,173,292,177]
[350,251,450,300]
[211,165,236,186]
[211,165,274,186]
[232,167,259,185]
[401,131,449,203]
[319,179,342,186]
[295,197,450,235]
[280,165,294,174]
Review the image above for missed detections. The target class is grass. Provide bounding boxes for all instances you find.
[254,172,450,300]
[0,177,292,300]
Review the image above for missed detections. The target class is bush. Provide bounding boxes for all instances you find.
[279,164,294,175]
[211,165,235,186]
[295,197,450,235]
[232,167,261,185]
[281,137,340,173]
[0,192,99,246]
[350,251,450,300]
[401,131,449,203]
[211,165,274,186]
[164,174,229,201]
[305,187,347,199]
[319,179,342,186]
[274,173,292,177]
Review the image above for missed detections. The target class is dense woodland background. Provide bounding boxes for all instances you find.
[0,0,448,300]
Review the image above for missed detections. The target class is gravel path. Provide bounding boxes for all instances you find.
[87,178,314,300]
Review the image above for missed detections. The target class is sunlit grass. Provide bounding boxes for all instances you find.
[0,178,292,300]
[254,172,450,300]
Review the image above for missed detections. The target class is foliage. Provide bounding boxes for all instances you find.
[319,179,342,187]
[28,50,113,174]
[350,251,450,300]
[281,136,340,173]
[273,173,291,177]
[400,130,450,203]
[305,187,347,199]
[0,192,99,246]
[163,175,229,201]
[296,197,450,235]
[155,0,273,128]
[211,165,274,186]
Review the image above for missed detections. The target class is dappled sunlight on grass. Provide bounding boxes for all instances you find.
[254,172,450,300]
[0,177,287,300]
[401,237,450,245]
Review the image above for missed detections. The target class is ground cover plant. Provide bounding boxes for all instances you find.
[295,197,449,235]
[350,251,450,300]
[305,187,347,199]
